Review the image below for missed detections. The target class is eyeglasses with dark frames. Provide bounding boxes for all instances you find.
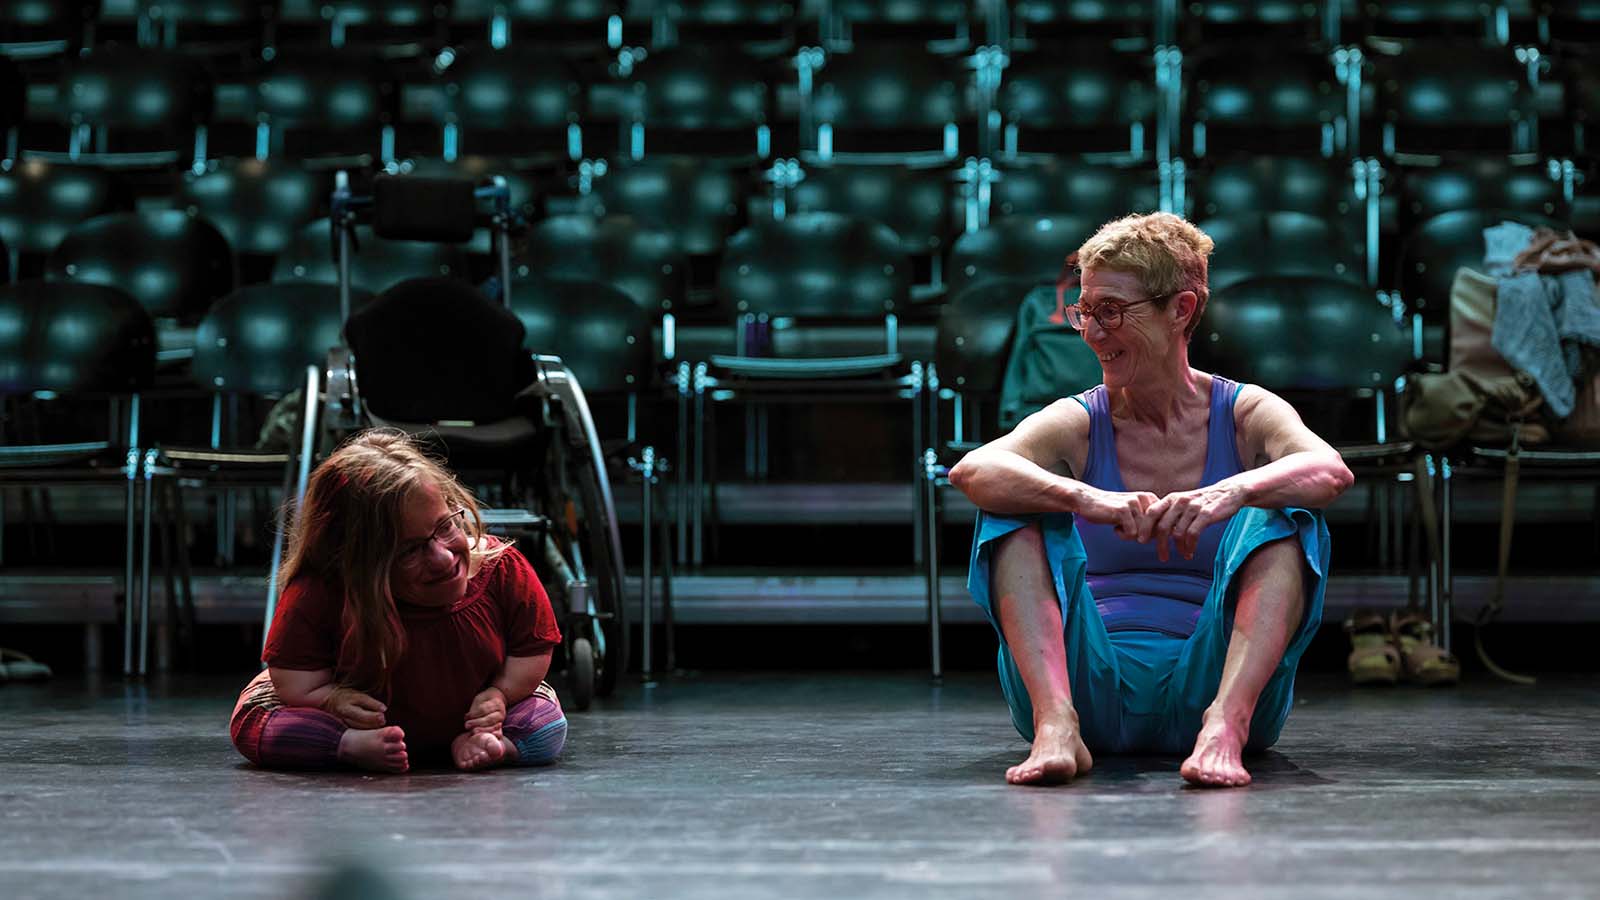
[395,508,468,570]
[1063,292,1172,332]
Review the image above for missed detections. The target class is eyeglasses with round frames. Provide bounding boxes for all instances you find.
[395,508,468,571]
[1063,293,1172,332]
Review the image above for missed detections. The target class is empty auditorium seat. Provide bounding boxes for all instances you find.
[0,159,118,279]
[176,158,325,281]
[623,46,772,158]
[1375,44,1538,157]
[806,47,968,159]
[996,49,1156,159]
[275,218,464,295]
[947,213,1097,295]
[788,160,957,266]
[988,157,1160,222]
[589,156,746,258]
[48,209,233,323]
[1200,211,1366,292]
[520,213,687,314]
[1184,47,1348,158]
[399,52,583,161]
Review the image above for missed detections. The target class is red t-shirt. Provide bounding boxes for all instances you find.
[262,539,561,756]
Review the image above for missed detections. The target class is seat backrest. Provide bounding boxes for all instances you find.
[1199,211,1364,292]
[1377,45,1535,153]
[1188,156,1358,222]
[591,157,745,257]
[1397,207,1567,313]
[192,283,371,397]
[1193,274,1409,394]
[56,49,212,134]
[1184,48,1342,155]
[178,159,325,258]
[718,211,910,318]
[433,54,583,131]
[1010,0,1157,34]
[520,214,686,314]
[1179,1,1328,42]
[999,50,1155,130]
[511,276,654,394]
[450,0,617,20]
[633,46,769,130]
[254,55,394,151]
[1399,158,1566,237]
[0,280,155,394]
[345,276,533,424]
[790,162,956,256]
[948,213,1097,296]
[47,210,234,322]
[812,48,964,130]
[0,159,118,261]
[990,158,1160,221]
[934,276,1032,394]
[275,218,465,294]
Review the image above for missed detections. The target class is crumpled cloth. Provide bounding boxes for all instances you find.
[1483,221,1535,276]
[1488,225,1600,419]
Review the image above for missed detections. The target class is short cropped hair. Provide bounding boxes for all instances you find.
[1074,212,1214,339]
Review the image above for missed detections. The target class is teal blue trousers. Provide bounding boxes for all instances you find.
[967,506,1329,754]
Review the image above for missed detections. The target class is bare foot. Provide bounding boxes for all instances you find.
[337,726,409,773]
[1006,719,1094,786]
[1180,710,1252,788]
[451,730,518,771]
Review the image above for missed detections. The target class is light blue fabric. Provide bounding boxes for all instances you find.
[967,506,1329,755]
[1483,221,1535,277]
[1492,269,1600,419]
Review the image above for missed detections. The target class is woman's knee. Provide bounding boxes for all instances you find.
[1239,536,1305,593]
[506,684,567,766]
[992,522,1050,589]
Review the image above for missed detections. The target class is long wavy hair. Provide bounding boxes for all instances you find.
[274,429,511,693]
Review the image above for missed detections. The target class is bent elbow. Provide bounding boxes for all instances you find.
[1327,457,1356,501]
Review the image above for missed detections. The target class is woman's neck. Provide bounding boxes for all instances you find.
[1108,353,1204,431]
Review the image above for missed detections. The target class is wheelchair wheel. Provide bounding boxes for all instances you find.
[568,635,596,711]
[563,442,629,698]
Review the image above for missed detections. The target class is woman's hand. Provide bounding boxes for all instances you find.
[1139,482,1246,562]
[464,687,507,734]
[1075,485,1160,540]
[321,687,387,729]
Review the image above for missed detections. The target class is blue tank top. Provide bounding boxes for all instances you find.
[1072,376,1246,638]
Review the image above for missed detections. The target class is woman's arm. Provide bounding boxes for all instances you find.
[948,399,1157,535]
[1140,387,1354,560]
[268,667,338,708]
[491,650,554,706]
[464,649,554,733]
[1226,387,1355,510]
[269,667,387,729]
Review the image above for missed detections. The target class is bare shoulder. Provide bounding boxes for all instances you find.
[982,395,1092,477]
[1232,384,1334,466]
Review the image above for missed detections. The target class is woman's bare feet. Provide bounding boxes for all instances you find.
[1180,709,1252,787]
[451,730,519,771]
[337,726,410,773]
[1006,717,1094,785]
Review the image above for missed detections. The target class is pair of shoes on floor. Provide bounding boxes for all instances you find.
[0,649,53,683]
[1343,609,1460,686]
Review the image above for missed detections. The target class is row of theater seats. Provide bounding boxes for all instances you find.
[3,36,1599,165]
[1,153,1594,354]
[5,1,1600,52]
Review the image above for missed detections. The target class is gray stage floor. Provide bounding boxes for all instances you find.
[2,671,1598,899]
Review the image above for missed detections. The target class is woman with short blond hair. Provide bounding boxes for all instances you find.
[951,212,1352,787]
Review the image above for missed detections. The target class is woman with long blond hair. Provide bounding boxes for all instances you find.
[229,429,566,772]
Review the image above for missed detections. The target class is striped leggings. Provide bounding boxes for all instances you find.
[230,670,567,769]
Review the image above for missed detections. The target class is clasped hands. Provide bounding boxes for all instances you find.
[320,685,508,736]
[1078,481,1245,562]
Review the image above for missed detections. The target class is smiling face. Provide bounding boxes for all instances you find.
[1077,267,1196,389]
[389,481,472,607]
